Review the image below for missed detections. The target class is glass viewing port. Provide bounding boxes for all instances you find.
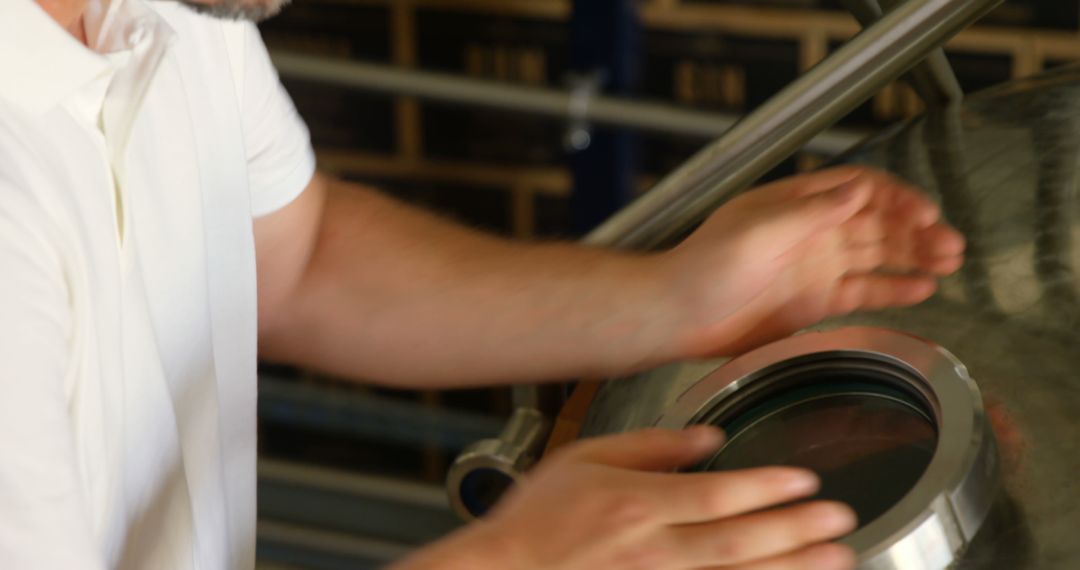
[654,329,999,568]
[697,377,938,529]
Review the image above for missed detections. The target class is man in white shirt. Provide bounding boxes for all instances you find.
[0,0,965,568]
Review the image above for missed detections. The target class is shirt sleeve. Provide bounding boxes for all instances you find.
[228,22,317,218]
[0,186,105,569]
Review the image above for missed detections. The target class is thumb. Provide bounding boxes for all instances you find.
[565,426,725,472]
[747,177,873,257]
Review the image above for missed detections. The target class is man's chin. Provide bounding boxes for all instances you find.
[175,0,291,22]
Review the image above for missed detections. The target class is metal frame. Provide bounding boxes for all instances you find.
[654,328,999,569]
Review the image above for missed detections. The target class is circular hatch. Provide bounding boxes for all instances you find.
[654,328,999,569]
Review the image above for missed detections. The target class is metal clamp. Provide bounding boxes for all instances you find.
[446,407,552,520]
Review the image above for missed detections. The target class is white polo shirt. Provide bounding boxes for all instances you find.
[0,1,315,568]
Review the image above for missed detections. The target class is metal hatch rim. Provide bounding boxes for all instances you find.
[652,327,997,568]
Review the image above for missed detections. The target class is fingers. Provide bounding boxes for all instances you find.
[743,167,952,263]
[917,223,966,257]
[839,185,957,250]
[564,426,725,472]
[878,174,941,230]
[743,167,928,221]
[830,274,938,315]
[626,467,821,525]
[742,179,873,258]
[838,193,965,276]
[672,501,857,568]
[710,167,962,281]
[716,543,857,570]
[741,166,945,238]
[844,228,964,276]
[843,243,888,274]
[850,168,939,231]
[486,427,855,570]
[892,191,940,230]
[743,166,868,204]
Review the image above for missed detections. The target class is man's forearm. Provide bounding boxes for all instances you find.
[257,167,960,388]
[257,176,688,388]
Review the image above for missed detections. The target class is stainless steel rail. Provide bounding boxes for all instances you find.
[257,459,461,568]
[259,374,502,450]
[257,521,408,570]
[842,0,964,105]
[269,52,864,156]
[258,459,459,541]
[584,0,1004,249]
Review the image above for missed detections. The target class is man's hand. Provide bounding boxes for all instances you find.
[256,166,962,387]
[393,427,856,570]
[662,166,965,358]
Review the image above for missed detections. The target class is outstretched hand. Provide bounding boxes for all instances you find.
[393,427,856,570]
[662,166,965,358]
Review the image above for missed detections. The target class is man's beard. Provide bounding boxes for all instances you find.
[179,0,292,22]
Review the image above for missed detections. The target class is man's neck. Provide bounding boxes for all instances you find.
[36,0,89,45]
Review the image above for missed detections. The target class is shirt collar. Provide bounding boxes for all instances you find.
[0,0,174,116]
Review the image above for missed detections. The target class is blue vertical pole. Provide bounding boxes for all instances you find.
[568,0,640,234]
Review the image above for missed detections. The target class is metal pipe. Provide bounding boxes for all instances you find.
[1031,101,1080,316]
[445,407,551,520]
[906,51,964,104]
[259,375,503,450]
[843,0,964,105]
[270,51,864,157]
[584,0,1003,249]
[257,520,411,569]
[924,108,1004,316]
[258,459,460,542]
[257,460,462,566]
[259,459,453,510]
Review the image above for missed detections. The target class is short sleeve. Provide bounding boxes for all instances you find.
[226,23,316,218]
[0,186,105,569]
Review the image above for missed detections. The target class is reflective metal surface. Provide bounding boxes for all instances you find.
[271,51,863,156]
[446,408,550,520]
[653,328,999,569]
[585,0,1003,250]
[840,0,963,105]
[579,65,1080,568]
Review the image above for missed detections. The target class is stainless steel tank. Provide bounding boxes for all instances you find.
[575,66,1080,569]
